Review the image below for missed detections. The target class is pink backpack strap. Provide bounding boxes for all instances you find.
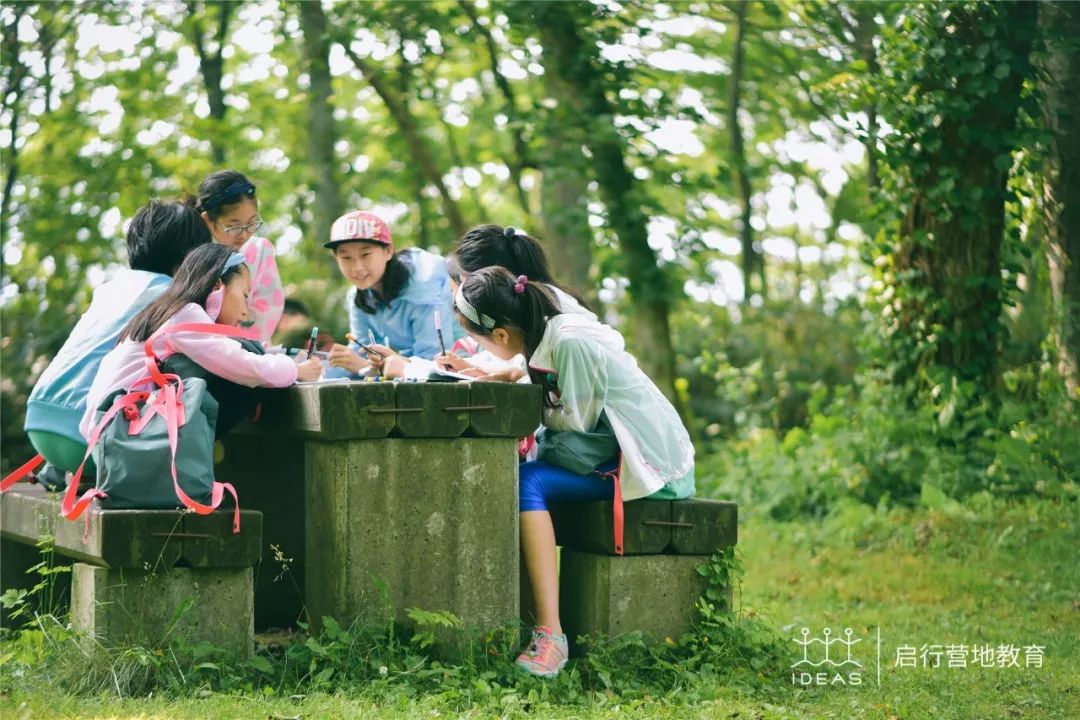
[160,381,240,533]
[597,452,624,556]
[1,454,45,492]
[61,391,150,523]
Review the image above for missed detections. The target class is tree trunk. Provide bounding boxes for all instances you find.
[458,0,533,214]
[298,0,344,265]
[1040,1,1080,400]
[186,0,233,165]
[538,52,596,307]
[852,4,880,193]
[530,2,681,407]
[1,6,26,243]
[727,0,762,303]
[890,4,1036,399]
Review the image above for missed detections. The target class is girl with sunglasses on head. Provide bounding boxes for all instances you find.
[188,170,283,344]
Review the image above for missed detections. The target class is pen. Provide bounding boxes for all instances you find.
[434,310,450,369]
[305,326,318,355]
[346,332,389,359]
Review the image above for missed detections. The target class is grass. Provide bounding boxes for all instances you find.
[2,494,1077,719]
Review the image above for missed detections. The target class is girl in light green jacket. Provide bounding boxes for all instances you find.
[453,266,695,678]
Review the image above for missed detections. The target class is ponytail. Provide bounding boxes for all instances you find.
[450,223,594,313]
[455,266,563,406]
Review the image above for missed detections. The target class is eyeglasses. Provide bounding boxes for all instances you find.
[217,218,264,237]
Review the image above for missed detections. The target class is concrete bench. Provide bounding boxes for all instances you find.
[214,380,542,644]
[550,498,738,654]
[0,483,261,656]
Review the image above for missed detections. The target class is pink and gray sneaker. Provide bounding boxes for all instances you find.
[515,625,569,678]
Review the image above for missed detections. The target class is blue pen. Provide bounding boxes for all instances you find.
[368,329,378,348]
[305,326,319,355]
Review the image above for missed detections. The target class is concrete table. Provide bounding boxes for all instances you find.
[217,380,541,638]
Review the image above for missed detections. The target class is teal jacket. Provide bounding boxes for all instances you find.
[25,269,170,444]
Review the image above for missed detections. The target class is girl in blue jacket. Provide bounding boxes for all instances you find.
[325,211,461,377]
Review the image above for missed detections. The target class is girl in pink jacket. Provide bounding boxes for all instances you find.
[80,244,321,441]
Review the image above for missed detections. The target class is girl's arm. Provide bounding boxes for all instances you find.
[162,326,298,388]
[547,336,608,432]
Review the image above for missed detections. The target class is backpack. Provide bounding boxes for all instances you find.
[59,322,255,533]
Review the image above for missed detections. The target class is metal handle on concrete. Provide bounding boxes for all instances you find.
[642,520,695,529]
[442,405,496,412]
[365,407,424,414]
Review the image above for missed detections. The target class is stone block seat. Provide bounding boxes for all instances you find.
[549,497,738,655]
[0,483,261,656]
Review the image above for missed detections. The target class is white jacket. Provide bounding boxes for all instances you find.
[528,313,695,500]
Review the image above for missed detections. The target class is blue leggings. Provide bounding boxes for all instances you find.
[519,459,617,513]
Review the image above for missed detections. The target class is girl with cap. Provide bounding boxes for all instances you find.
[452,266,695,678]
[80,244,322,442]
[436,224,597,381]
[325,210,461,377]
[190,170,283,344]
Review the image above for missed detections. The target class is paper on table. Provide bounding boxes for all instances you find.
[401,357,474,382]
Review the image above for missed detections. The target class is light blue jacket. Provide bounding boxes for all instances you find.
[25,269,170,443]
[344,248,464,359]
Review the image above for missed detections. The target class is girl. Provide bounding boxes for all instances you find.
[190,170,283,344]
[437,225,596,380]
[453,267,695,678]
[24,200,210,483]
[80,244,322,441]
[324,210,460,378]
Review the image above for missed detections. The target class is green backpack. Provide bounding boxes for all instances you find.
[535,411,619,475]
[61,323,247,533]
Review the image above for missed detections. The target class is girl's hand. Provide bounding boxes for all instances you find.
[328,343,368,374]
[479,367,526,383]
[296,357,324,382]
[435,353,474,372]
[382,354,410,379]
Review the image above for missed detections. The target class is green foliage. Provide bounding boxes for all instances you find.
[699,356,1080,521]
[0,544,788,708]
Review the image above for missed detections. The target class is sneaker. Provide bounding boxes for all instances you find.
[515,625,568,678]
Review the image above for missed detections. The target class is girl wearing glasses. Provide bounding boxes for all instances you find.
[189,170,283,344]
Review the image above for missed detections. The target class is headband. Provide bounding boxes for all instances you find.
[201,180,256,212]
[222,251,246,275]
[455,286,496,329]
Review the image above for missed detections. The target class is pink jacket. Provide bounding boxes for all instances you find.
[79,303,297,440]
[241,236,284,344]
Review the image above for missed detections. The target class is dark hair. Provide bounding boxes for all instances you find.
[187,169,258,220]
[282,298,311,316]
[456,266,564,406]
[348,244,411,314]
[121,243,247,342]
[126,200,212,275]
[450,224,592,311]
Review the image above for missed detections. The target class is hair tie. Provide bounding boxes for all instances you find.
[503,226,516,239]
[513,274,528,294]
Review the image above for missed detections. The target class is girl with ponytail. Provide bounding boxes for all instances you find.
[454,267,695,678]
[438,224,595,380]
